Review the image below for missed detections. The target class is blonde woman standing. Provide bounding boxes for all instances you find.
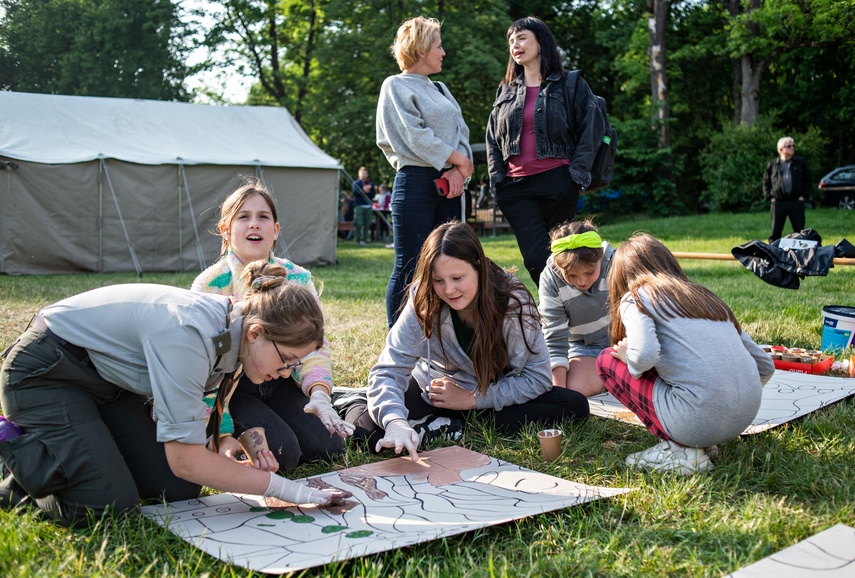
[376,16,474,327]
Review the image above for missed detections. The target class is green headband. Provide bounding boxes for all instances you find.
[550,231,602,255]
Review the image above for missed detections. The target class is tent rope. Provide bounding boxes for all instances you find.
[178,164,207,270]
[100,158,142,277]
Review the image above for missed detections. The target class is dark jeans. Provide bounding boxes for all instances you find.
[386,166,466,327]
[769,199,806,243]
[0,329,198,527]
[346,377,589,451]
[496,166,580,285]
[228,374,344,472]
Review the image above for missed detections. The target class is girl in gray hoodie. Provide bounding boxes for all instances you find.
[350,221,588,461]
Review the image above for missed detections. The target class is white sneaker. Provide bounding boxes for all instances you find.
[625,440,712,475]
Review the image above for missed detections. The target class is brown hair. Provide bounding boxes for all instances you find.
[550,219,604,278]
[391,16,441,71]
[240,261,324,350]
[608,233,741,344]
[409,220,539,394]
[217,177,279,257]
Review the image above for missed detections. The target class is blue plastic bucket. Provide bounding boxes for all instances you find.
[820,305,855,353]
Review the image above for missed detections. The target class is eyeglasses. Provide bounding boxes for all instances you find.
[271,340,303,371]
[782,144,794,148]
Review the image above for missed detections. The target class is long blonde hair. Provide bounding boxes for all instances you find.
[609,233,741,344]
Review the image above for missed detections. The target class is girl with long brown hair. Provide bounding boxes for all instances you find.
[597,234,775,474]
[348,220,588,460]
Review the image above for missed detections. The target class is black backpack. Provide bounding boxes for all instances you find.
[564,70,617,194]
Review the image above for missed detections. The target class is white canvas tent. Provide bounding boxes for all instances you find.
[0,91,342,275]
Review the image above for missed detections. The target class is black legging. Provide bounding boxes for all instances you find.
[346,377,589,450]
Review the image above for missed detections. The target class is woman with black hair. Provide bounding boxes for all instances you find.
[486,16,604,285]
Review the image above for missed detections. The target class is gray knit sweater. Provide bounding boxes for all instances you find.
[367,282,553,430]
[375,73,472,171]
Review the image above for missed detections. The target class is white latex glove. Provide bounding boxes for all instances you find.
[375,418,420,461]
[263,471,352,506]
[304,390,355,438]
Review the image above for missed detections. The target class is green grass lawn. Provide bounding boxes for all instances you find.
[0,208,853,577]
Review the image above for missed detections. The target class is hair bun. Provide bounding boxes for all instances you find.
[250,275,284,291]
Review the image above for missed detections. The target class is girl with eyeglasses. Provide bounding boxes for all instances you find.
[0,262,352,528]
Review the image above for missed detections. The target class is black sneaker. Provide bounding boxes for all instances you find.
[408,415,464,445]
[0,474,31,510]
[331,387,368,417]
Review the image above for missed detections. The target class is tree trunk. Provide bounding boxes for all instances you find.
[739,54,762,126]
[647,0,670,147]
[293,0,317,124]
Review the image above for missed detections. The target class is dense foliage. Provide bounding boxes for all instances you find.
[1,0,853,212]
[0,0,193,100]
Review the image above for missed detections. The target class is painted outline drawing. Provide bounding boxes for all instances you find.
[141,446,632,574]
[725,524,855,577]
[588,370,855,434]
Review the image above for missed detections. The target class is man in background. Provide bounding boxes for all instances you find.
[763,137,812,243]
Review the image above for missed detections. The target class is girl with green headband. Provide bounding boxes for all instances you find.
[538,220,615,397]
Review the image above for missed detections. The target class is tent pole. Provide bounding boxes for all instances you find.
[98,162,104,272]
[177,166,184,271]
[179,163,207,270]
[99,158,143,277]
[255,164,292,260]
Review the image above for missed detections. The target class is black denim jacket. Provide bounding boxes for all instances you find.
[486,70,603,191]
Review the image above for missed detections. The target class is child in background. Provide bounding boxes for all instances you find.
[192,178,352,472]
[345,220,589,460]
[538,220,614,397]
[596,233,775,474]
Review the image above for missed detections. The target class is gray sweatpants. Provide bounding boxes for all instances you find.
[0,329,199,527]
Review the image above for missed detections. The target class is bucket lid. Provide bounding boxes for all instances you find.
[822,305,855,317]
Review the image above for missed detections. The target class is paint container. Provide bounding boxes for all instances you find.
[537,429,563,462]
[821,305,855,354]
[238,427,269,466]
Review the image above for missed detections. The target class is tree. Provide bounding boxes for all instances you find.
[0,0,193,100]
[203,0,509,181]
[719,0,855,126]
[647,0,670,147]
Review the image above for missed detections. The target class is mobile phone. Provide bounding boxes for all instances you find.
[434,177,450,196]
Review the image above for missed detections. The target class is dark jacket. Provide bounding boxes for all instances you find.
[731,230,853,290]
[763,156,812,202]
[486,70,604,192]
[352,179,375,207]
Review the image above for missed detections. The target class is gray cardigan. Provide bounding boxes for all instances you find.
[368,283,553,429]
[375,73,472,172]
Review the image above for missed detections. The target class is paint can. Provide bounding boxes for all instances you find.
[820,305,855,354]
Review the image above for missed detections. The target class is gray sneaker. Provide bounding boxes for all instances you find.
[625,440,712,475]
[408,415,464,445]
